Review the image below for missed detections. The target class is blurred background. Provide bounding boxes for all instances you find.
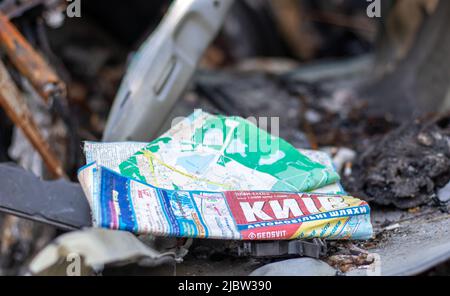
[0,0,449,275]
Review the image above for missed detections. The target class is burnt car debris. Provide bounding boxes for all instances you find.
[0,0,449,279]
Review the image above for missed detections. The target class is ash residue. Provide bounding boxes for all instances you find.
[344,115,450,209]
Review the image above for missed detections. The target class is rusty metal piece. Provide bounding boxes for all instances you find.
[0,11,66,105]
[0,59,66,178]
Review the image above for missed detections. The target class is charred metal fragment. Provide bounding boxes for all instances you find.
[0,163,91,230]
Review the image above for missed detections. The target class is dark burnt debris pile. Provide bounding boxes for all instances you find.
[345,115,450,209]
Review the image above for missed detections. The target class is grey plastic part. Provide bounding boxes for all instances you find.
[0,163,91,230]
[103,0,234,142]
[28,228,176,275]
[238,238,327,259]
[250,258,338,276]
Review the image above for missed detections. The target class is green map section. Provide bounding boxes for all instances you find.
[119,110,340,192]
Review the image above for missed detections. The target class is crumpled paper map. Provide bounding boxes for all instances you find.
[78,111,372,240]
[118,110,340,192]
